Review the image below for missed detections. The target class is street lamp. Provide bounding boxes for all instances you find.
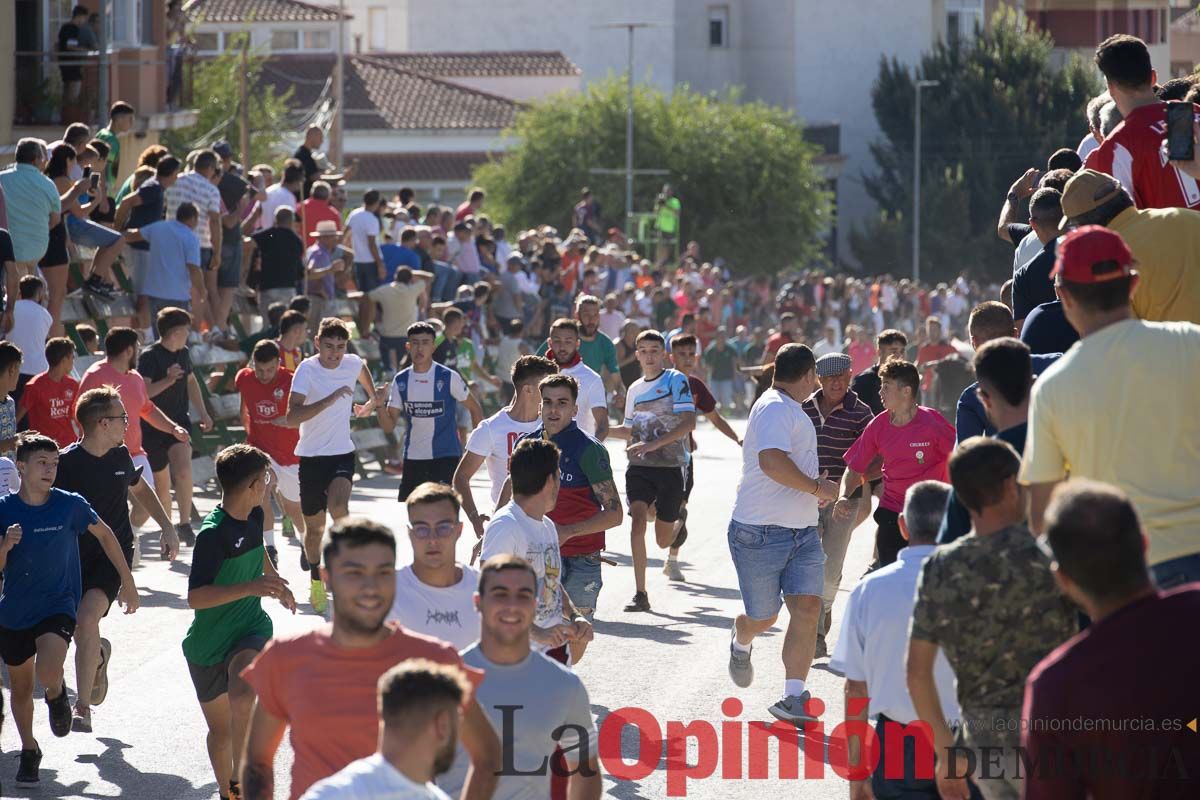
[596,22,656,235]
[912,79,940,283]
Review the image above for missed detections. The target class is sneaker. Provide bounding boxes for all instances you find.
[91,637,112,706]
[176,523,196,547]
[768,691,820,725]
[814,634,828,660]
[46,682,72,737]
[71,707,93,733]
[229,779,243,800]
[281,518,295,538]
[131,541,142,568]
[310,579,328,614]
[16,747,42,783]
[265,546,279,569]
[623,591,651,612]
[662,559,685,581]
[84,275,114,299]
[300,550,310,572]
[728,624,754,688]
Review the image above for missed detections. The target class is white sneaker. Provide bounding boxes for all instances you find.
[662,560,685,581]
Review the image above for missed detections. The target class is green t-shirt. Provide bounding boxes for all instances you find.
[703,342,737,380]
[536,333,618,376]
[656,197,680,234]
[434,334,476,380]
[182,506,272,666]
[95,127,120,187]
[114,172,136,204]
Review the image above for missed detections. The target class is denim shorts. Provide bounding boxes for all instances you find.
[66,215,122,249]
[355,261,381,293]
[727,520,825,619]
[561,553,603,616]
[379,335,407,371]
[217,231,242,288]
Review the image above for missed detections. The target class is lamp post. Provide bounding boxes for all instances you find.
[912,79,940,283]
[596,22,655,235]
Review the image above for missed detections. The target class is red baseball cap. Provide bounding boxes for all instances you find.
[1051,225,1137,284]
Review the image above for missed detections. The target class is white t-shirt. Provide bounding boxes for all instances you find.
[562,361,606,437]
[290,354,364,457]
[346,207,381,263]
[465,409,540,504]
[480,501,562,647]
[10,299,53,375]
[1013,231,1042,277]
[388,564,480,652]
[732,387,819,528]
[258,183,297,232]
[598,309,625,341]
[300,754,450,800]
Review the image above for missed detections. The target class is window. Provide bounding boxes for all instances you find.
[303,30,331,50]
[945,0,984,44]
[270,29,299,51]
[193,31,220,53]
[708,6,729,48]
[947,11,961,47]
[107,0,146,46]
[368,7,387,51]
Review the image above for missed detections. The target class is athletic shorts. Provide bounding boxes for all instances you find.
[625,464,686,523]
[397,457,458,502]
[683,459,695,502]
[298,452,356,517]
[0,614,76,666]
[143,427,186,473]
[186,634,269,703]
[81,544,136,611]
[269,457,300,503]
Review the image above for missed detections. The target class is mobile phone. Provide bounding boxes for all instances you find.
[1166,101,1194,162]
[90,173,100,191]
[82,166,92,179]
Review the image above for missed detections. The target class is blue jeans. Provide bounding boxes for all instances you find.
[727,520,825,620]
[872,715,983,800]
[1152,553,1200,590]
[432,262,460,302]
[66,214,121,248]
[561,553,603,617]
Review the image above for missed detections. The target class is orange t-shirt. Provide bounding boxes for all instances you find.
[240,622,483,800]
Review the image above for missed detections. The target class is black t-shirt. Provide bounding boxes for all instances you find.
[251,227,305,290]
[293,145,320,199]
[57,443,140,554]
[217,172,247,226]
[127,180,165,252]
[1020,300,1079,356]
[432,337,460,370]
[1006,223,1032,249]
[58,23,83,79]
[188,506,265,590]
[0,229,14,266]
[138,343,193,427]
[852,365,883,416]
[1012,238,1058,321]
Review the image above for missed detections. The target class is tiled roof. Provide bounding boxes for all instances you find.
[366,51,579,78]
[258,55,521,131]
[347,152,496,184]
[184,0,349,23]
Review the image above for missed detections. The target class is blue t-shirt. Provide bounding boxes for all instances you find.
[0,489,99,628]
[1021,301,1080,356]
[379,243,421,282]
[954,353,1061,442]
[141,220,201,301]
[937,423,1027,546]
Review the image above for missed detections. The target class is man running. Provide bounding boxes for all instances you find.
[0,433,138,785]
[388,482,480,651]
[184,444,296,800]
[725,344,838,723]
[453,355,557,538]
[236,340,304,567]
[666,333,742,582]
[286,317,380,614]
[57,387,175,733]
[240,518,500,800]
[543,318,608,440]
[609,330,695,612]
[382,321,483,502]
[437,555,602,799]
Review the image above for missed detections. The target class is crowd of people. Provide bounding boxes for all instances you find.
[0,29,1195,800]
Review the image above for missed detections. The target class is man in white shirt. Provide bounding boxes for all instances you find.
[831,481,963,800]
[479,438,591,661]
[811,325,840,359]
[543,319,607,440]
[300,661,467,800]
[286,318,381,613]
[726,343,839,723]
[389,482,480,651]
[345,190,386,333]
[259,162,302,233]
[453,356,558,539]
[8,276,53,392]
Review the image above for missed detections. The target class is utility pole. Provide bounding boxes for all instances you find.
[912,79,939,283]
[332,0,346,166]
[238,35,250,165]
[97,0,109,122]
[596,22,655,236]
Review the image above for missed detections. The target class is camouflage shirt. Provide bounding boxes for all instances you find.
[910,524,1076,718]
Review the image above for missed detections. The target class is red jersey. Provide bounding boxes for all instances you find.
[1084,102,1200,210]
[234,367,300,466]
[298,198,343,246]
[19,372,79,448]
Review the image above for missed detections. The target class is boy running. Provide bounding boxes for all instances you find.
[184,444,295,800]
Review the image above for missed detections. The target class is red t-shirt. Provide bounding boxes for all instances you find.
[240,623,483,800]
[765,332,794,358]
[844,406,955,513]
[1085,101,1200,210]
[916,341,957,391]
[19,372,79,448]
[298,198,343,246]
[234,367,300,466]
[77,361,156,456]
[454,201,474,221]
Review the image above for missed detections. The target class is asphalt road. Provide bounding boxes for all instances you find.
[0,421,877,799]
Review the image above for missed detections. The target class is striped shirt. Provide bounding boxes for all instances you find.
[164,171,222,249]
[801,389,873,481]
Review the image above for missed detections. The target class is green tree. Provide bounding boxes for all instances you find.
[851,7,1100,281]
[163,34,293,167]
[472,79,832,273]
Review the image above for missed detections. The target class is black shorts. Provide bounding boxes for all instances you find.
[186,634,268,703]
[299,452,357,517]
[626,464,686,523]
[143,426,187,472]
[397,457,459,502]
[683,460,695,502]
[40,223,69,267]
[81,544,135,611]
[0,614,76,666]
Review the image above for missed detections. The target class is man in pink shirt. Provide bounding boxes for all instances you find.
[836,358,955,566]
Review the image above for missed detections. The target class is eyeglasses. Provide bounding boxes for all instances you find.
[103,414,129,425]
[409,522,458,540]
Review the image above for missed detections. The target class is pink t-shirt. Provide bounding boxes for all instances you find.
[844,406,955,513]
[77,360,156,456]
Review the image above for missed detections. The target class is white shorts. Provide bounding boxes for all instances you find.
[132,452,155,490]
[269,458,300,503]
